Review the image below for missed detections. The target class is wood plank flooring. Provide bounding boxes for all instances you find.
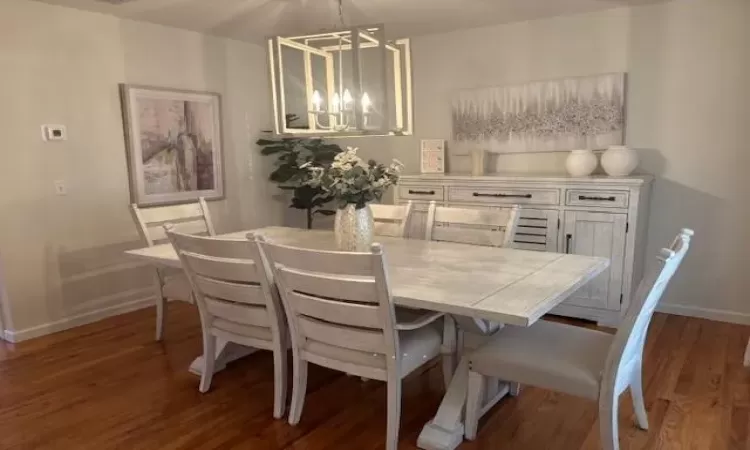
[0,303,748,449]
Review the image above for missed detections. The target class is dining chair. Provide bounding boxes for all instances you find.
[425,201,521,247]
[424,201,522,385]
[165,227,288,419]
[463,228,694,450]
[258,238,444,450]
[370,201,414,238]
[130,198,215,341]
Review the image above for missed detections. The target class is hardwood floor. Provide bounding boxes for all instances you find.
[0,303,748,449]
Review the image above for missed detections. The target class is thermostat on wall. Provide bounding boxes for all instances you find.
[41,125,67,141]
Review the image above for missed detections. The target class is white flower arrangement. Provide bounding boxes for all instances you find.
[304,147,404,209]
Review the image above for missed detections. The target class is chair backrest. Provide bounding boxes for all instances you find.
[258,238,399,380]
[602,228,694,394]
[425,201,521,247]
[131,198,215,246]
[165,228,284,350]
[370,202,414,238]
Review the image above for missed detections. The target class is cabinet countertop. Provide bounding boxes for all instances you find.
[400,173,653,186]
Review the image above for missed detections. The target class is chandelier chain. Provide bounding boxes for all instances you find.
[337,0,346,27]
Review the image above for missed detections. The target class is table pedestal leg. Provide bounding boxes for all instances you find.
[189,339,256,376]
[417,358,510,450]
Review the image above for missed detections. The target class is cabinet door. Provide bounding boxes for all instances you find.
[563,211,627,311]
[513,209,559,253]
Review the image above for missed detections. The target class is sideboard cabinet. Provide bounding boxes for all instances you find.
[394,174,652,326]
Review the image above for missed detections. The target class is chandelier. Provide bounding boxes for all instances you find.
[267,1,413,137]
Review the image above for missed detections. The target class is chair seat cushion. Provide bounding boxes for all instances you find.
[162,274,193,302]
[468,320,613,400]
[303,322,442,379]
[399,323,443,377]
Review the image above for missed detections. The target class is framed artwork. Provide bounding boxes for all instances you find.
[120,84,224,206]
[420,139,446,173]
[451,73,626,154]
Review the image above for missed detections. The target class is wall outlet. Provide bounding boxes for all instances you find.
[54,180,67,195]
[42,125,67,141]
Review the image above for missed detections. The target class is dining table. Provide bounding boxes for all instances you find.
[125,226,609,450]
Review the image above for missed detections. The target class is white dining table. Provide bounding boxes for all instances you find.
[125,226,609,450]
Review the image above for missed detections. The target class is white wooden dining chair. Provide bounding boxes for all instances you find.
[130,198,215,341]
[425,201,521,247]
[463,228,694,450]
[165,228,288,419]
[370,201,414,238]
[258,238,444,450]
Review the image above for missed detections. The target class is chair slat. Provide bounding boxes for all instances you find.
[205,298,269,327]
[279,266,378,303]
[183,252,260,283]
[262,242,374,276]
[288,291,381,328]
[170,234,259,260]
[431,226,508,247]
[434,207,513,228]
[374,222,403,237]
[148,220,209,243]
[138,203,205,224]
[298,316,387,354]
[194,275,266,305]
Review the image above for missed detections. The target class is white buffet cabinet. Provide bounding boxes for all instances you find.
[394,174,653,326]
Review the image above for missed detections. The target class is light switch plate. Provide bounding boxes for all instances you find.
[42,125,67,141]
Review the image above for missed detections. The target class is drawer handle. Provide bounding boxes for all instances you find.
[472,192,532,199]
[578,195,616,202]
[408,189,435,196]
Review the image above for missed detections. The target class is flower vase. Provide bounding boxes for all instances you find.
[334,204,374,252]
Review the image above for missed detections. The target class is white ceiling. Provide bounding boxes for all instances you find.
[32,0,664,42]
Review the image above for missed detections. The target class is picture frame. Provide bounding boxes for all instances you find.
[120,84,224,207]
[420,139,446,173]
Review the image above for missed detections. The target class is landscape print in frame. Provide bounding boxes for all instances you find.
[451,73,626,154]
[120,84,224,206]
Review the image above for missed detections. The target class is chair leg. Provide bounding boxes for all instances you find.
[385,376,402,450]
[599,393,620,450]
[630,369,649,430]
[288,356,308,425]
[272,344,288,419]
[465,370,484,441]
[509,382,522,397]
[155,296,167,341]
[442,316,457,389]
[199,333,216,393]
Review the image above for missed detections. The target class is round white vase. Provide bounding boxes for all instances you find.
[565,149,598,177]
[334,204,374,252]
[601,145,638,177]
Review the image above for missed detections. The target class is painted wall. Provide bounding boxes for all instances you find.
[346,0,750,320]
[0,0,284,339]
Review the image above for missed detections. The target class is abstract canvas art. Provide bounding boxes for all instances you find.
[451,73,626,154]
[120,85,224,206]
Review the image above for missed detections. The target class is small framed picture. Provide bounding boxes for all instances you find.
[420,139,446,173]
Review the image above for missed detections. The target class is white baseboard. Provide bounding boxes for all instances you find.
[657,303,750,326]
[4,296,156,343]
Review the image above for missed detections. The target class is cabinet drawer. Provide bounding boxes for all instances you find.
[448,186,560,206]
[566,190,629,208]
[398,185,444,201]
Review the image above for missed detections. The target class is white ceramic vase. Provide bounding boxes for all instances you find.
[601,145,638,176]
[334,204,374,252]
[565,149,597,177]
